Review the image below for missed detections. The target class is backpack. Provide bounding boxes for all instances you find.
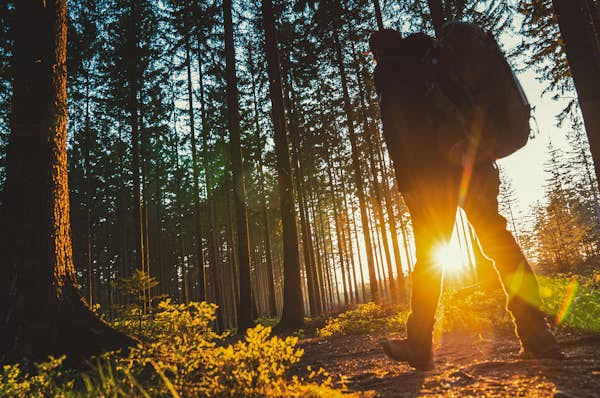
[374,23,531,163]
[438,22,531,159]
[374,33,470,170]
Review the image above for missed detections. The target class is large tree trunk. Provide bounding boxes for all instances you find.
[0,0,135,364]
[553,0,600,188]
[223,0,253,331]
[262,0,305,329]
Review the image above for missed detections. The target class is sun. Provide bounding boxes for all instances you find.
[433,242,467,274]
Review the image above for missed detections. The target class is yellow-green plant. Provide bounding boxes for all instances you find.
[317,302,408,337]
[436,288,513,336]
[539,274,600,332]
[0,356,74,398]
[0,300,348,397]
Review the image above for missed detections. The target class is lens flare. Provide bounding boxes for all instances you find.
[555,277,579,326]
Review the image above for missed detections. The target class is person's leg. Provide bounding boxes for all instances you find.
[462,163,562,358]
[383,182,457,369]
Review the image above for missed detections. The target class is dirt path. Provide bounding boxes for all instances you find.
[296,332,600,397]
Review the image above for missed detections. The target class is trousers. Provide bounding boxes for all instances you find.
[402,161,549,351]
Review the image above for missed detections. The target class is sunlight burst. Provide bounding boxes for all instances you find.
[434,242,467,274]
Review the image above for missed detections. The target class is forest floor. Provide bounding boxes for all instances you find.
[295,330,600,397]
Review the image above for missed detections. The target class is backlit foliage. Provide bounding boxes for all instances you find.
[0,301,347,397]
[317,302,409,337]
[437,288,513,336]
[317,275,600,339]
[539,275,600,332]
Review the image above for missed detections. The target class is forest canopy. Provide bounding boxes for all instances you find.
[0,0,598,330]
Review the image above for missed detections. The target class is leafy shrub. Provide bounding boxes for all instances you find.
[436,287,514,336]
[317,302,408,337]
[1,300,347,397]
[0,356,74,398]
[254,317,279,328]
[538,275,600,332]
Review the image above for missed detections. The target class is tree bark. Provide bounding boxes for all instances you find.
[0,0,135,363]
[184,25,206,301]
[262,0,305,329]
[427,0,446,37]
[332,30,380,303]
[553,0,600,187]
[223,0,253,331]
[373,0,384,30]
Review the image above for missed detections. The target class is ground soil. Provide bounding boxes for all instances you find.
[296,331,600,397]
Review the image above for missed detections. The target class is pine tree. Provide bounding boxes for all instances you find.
[262,0,305,328]
[552,0,600,184]
[0,0,135,362]
[223,0,253,331]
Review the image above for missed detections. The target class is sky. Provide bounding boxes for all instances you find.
[497,68,567,212]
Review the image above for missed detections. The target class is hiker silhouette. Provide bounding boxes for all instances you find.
[370,24,563,370]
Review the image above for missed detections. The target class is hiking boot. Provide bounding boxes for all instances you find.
[520,338,565,360]
[381,338,434,370]
[519,327,565,360]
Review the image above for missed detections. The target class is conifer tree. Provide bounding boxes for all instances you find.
[1,0,135,362]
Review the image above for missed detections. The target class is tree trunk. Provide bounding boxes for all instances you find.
[332,30,380,303]
[373,0,384,30]
[351,43,400,302]
[428,0,447,37]
[326,149,350,305]
[247,42,278,318]
[0,0,135,363]
[262,0,305,329]
[184,28,206,301]
[553,0,600,187]
[223,0,253,331]
[84,69,94,306]
[284,59,322,317]
[127,2,145,280]
[196,34,223,328]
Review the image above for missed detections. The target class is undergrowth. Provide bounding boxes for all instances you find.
[4,275,597,397]
[318,274,600,338]
[1,300,348,397]
[538,274,600,332]
[317,302,409,337]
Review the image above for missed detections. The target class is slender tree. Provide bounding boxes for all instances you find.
[223,0,253,331]
[262,0,305,328]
